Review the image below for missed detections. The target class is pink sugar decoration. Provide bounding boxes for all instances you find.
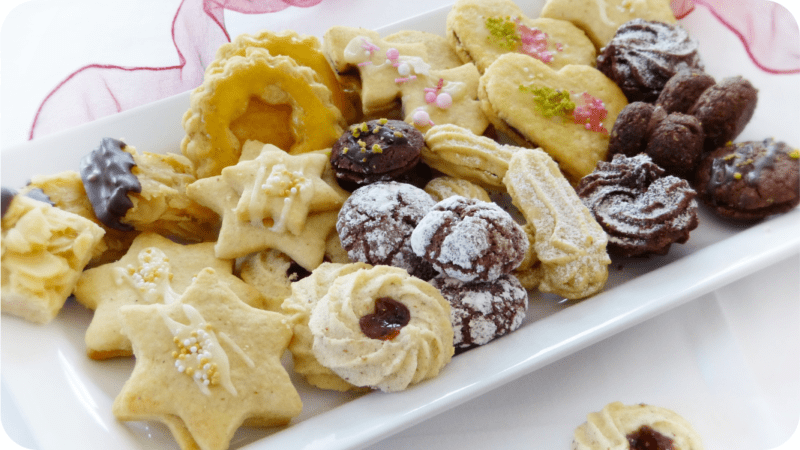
[361,38,380,55]
[435,92,452,109]
[395,75,417,84]
[386,48,400,60]
[412,109,434,127]
[358,61,373,66]
[515,20,555,63]
[572,92,608,133]
[425,91,437,103]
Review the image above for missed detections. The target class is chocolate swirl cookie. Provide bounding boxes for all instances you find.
[694,138,800,220]
[597,19,703,103]
[79,138,141,231]
[577,154,699,257]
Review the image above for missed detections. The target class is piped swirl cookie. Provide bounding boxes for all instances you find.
[572,402,704,450]
[446,0,596,73]
[308,265,454,392]
[577,154,699,257]
[479,53,627,182]
[181,47,345,178]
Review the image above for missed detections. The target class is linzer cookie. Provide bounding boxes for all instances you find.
[694,138,800,221]
[577,154,699,257]
[446,0,596,73]
[540,0,677,51]
[572,402,705,450]
[307,265,454,392]
[596,19,703,103]
[1,188,105,324]
[182,47,345,178]
[113,268,302,450]
[74,232,267,359]
[479,53,627,182]
[503,149,610,299]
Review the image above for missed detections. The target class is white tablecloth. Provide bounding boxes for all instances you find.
[1,1,799,449]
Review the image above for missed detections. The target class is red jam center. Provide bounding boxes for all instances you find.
[626,425,675,450]
[359,297,411,341]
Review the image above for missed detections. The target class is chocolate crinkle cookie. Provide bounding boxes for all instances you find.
[656,68,717,114]
[694,138,800,221]
[79,137,141,231]
[336,181,438,280]
[430,273,528,353]
[577,154,699,257]
[597,19,704,103]
[609,103,704,178]
[329,118,426,189]
[410,196,527,282]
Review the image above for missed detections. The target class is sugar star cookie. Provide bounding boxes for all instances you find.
[113,268,302,450]
[479,53,627,182]
[540,0,676,50]
[446,0,596,73]
[186,142,344,269]
[74,232,267,359]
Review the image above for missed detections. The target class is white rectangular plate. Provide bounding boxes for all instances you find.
[2,2,800,449]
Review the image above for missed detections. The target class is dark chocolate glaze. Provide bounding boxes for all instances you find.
[24,188,54,206]
[359,297,411,341]
[286,260,312,282]
[627,425,675,450]
[80,138,141,231]
[1,186,17,219]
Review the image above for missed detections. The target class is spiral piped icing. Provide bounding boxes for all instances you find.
[597,19,703,103]
[577,154,699,257]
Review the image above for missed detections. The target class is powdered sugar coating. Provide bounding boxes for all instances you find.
[577,154,699,257]
[430,273,527,351]
[337,181,437,279]
[597,19,703,102]
[410,196,527,282]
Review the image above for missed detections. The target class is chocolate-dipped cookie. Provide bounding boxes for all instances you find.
[330,119,425,188]
[79,138,141,231]
[596,19,703,103]
[694,138,800,220]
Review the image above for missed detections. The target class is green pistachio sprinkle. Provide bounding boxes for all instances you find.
[486,16,520,51]
[790,149,800,159]
[372,144,383,153]
[519,85,575,118]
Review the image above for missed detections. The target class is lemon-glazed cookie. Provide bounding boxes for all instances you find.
[573,402,704,450]
[308,265,454,392]
[2,188,105,324]
[447,0,596,73]
[182,47,345,178]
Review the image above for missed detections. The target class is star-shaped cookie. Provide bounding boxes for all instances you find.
[113,268,302,450]
[221,145,344,236]
[74,232,268,359]
[186,142,345,269]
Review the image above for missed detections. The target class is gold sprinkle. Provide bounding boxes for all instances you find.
[393,131,403,138]
[733,172,742,180]
[378,118,388,124]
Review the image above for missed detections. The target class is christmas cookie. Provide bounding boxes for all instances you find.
[74,232,267,359]
[113,268,302,450]
[446,0,596,73]
[479,53,627,182]
[308,265,454,392]
[1,188,105,324]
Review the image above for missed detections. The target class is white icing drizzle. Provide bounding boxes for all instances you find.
[115,247,180,304]
[595,0,618,27]
[160,304,248,396]
[243,162,312,233]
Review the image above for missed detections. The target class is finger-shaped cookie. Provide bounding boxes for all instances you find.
[479,53,627,182]
[422,123,521,189]
[503,149,609,299]
[447,0,596,73]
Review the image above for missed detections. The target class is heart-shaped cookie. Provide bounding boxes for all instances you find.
[479,53,628,182]
[446,0,596,74]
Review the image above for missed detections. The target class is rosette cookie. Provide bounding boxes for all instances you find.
[596,19,703,103]
[577,154,699,257]
[503,149,610,299]
[308,265,454,392]
[572,402,704,450]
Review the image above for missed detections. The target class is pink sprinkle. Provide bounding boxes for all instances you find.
[395,75,417,83]
[515,19,558,64]
[412,109,434,127]
[572,92,608,133]
[386,48,400,60]
[425,91,437,103]
[435,92,452,109]
[556,42,564,52]
[361,38,380,54]
[358,61,373,67]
